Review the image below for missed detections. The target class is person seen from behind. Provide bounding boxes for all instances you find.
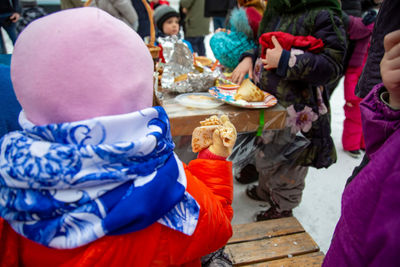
[0,7,236,266]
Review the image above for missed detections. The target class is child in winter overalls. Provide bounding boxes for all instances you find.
[232,0,347,220]
[341,9,376,158]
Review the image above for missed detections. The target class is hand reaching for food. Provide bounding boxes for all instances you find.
[192,115,237,158]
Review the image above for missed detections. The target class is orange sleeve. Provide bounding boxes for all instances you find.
[187,159,233,218]
[156,159,233,265]
[0,219,164,267]
[0,159,233,267]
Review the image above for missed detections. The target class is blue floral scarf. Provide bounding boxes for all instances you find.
[0,107,199,249]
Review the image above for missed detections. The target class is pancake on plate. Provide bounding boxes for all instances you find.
[234,79,265,102]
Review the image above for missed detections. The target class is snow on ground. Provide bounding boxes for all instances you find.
[294,80,363,253]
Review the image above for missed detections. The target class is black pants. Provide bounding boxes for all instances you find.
[186,36,205,56]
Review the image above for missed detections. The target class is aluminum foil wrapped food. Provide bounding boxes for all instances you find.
[159,36,220,93]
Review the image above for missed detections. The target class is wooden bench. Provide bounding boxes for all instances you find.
[226,217,324,266]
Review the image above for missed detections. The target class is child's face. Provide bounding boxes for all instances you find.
[163,17,180,36]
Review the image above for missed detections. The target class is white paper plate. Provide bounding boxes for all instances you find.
[208,87,278,109]
[175,92,224,109]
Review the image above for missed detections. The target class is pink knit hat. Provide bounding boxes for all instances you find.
[11,7,154,125]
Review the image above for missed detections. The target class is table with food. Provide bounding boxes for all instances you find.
[152,36,287,163]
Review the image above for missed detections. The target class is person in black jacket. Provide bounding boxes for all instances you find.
[0,0,21,53]
[346,0,398,187]
[204,0,236,31]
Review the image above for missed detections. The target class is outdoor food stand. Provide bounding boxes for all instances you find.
[144,3,287,162]
[161,92,287,136]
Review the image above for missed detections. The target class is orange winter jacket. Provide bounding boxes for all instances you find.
[0,159,233,267]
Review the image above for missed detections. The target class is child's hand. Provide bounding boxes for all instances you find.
[208,116,237,158]
[191,115,237,158]
[215,28,230,33]
[262,36,283,70]
[381,30,400,109]
[232,57,253,85]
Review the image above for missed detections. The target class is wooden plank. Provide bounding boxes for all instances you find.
[168,107,286,136]
[243,252,325,267]
[160,94,287,136]
[228,217,305,244]
[226,232,320,266]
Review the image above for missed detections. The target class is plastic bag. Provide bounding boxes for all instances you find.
[228,127,310,176]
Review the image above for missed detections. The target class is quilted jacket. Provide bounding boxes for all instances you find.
[323,84,400,266]
[0,159,233,266]
[255,5,347,168]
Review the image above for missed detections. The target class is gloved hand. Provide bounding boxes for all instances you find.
[192,115,237,158]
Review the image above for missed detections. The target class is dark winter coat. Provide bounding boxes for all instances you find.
[341,0,363,17]
[356,0,400,98]
[254,4,347,168]
[131,0,150,39]
[204,0,236,17]
[0,0,21,14]
[323,84,400,266]
[0,62,22,138]
[341,0,375,18]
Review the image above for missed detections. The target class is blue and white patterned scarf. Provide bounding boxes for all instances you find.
[0,107,200,249]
